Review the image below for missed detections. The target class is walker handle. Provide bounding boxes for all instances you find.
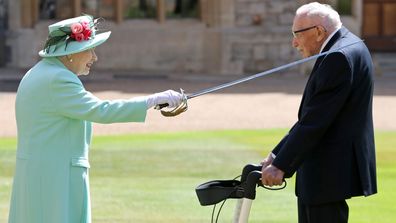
[241,164,287,193]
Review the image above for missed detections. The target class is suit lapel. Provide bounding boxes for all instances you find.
[297,27,348,118]
[311,27,347,72]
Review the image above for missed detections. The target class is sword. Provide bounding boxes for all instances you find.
[156,40,363,116]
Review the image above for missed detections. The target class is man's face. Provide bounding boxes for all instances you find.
[292,16,326,58]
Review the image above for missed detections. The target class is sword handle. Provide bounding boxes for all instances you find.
[154,103,169,110]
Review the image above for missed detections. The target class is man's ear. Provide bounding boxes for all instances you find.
[316,26,327,42]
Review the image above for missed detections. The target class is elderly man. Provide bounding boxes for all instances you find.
[260,2,377,223]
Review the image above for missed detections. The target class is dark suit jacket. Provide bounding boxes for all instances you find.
[272,27,377,205]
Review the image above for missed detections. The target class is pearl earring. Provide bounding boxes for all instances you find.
[69,58,73,63]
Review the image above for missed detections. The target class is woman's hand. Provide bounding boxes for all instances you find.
[146,90,183,108]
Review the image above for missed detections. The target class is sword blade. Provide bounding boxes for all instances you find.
[186,40,362,99]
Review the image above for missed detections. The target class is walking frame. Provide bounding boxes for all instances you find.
[196,164,286,223]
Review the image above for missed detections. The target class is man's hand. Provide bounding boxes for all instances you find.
[261,164,284,187]
[260,153,275,168]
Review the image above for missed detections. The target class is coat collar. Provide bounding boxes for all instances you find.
[311,27,349,72]
[42,57,68,70]
[321,26,349,52]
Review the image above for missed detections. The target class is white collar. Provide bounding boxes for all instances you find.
[320,27,341,52]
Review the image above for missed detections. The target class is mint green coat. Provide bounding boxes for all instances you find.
[9,57,147,223]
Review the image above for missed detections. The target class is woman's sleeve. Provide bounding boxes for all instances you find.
[50,71,147,123]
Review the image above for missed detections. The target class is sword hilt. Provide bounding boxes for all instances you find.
[154,103,169,110]
[154,92,192,110]
[154,89,188,117]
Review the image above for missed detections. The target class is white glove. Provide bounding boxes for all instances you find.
[146,90,183,109]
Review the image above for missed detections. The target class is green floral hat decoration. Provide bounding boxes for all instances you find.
[39,15,111,57]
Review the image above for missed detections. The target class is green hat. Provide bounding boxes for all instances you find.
[39,15,111,57]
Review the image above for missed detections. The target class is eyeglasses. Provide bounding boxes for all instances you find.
[292,25,317,38]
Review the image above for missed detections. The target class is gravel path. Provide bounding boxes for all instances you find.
[1,74,395,137]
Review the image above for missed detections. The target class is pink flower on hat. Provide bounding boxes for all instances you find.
[81,20,90,29]
[69,21,92,42]
[71,23,83,34]
[73,33,85,42]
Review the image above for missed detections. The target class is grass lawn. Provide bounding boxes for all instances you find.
[0,129,395,222]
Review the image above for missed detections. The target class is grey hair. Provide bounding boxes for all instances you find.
[296,2,342,33]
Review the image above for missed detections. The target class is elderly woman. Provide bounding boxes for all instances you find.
[8,15,183,223]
